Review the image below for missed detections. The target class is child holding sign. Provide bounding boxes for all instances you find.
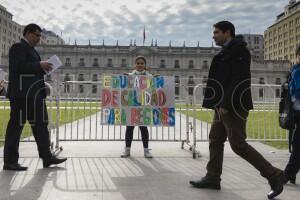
[121,56,153,158]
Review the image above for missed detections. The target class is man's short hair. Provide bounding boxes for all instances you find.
[296,46,300,55]
[214,21,235,38]
[23,23,42,36]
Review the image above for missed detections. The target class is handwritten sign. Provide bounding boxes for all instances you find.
[101,75,175,126]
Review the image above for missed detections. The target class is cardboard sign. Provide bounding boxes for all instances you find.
[101,74,175,126]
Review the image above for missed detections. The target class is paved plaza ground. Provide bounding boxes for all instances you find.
[0,141,299,200]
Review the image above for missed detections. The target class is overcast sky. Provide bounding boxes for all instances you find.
[0,0,290,46]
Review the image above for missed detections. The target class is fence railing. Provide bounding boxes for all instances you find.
[0,81,287,158]
[0,82,61,153]
[191,83,288,141]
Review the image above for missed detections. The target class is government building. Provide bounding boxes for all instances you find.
[1,43,289,101]
[0,3,290,102]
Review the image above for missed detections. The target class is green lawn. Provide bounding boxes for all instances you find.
[263,141,288,149]
[1,101,288,149]
[0,100,100,146]
[180,109,288,149]
[176,104,279,111]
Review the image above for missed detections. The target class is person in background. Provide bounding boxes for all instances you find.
[120,56,153,158]
[284,46,300,184]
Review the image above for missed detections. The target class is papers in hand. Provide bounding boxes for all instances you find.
[46,55,62,75]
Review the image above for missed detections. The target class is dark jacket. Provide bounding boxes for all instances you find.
[202,37,253,111]
[7,39,46,99]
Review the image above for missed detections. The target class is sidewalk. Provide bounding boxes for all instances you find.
[0,111,298,200]
[0,140,298,200]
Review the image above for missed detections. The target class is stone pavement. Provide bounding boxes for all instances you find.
[0,141,299,200]
[0,111,298,200]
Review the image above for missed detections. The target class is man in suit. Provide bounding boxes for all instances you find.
[3,23,67,171]
[189,21,284,199]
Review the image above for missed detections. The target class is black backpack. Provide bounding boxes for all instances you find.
[278,76,294,130]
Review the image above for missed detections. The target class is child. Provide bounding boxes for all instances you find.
[121,56,153,158]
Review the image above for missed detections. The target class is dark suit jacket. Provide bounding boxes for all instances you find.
[7,39,46,99]
[202,38,253,111]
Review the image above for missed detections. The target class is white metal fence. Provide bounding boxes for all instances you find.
[0,80,288,158]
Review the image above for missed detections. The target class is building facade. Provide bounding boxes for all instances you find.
[40,29,65,45]
[264,0,300,64]
[0,44,289,102]
[0,4,23,65]
[0,4,65,65]
[242,34,264,61]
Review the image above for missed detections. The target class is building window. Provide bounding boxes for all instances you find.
[259,88,264,98]
[174,60,180,68]
[121,58,127,67]
[275,78,281,98]
[202,60,208,69]
[276,89,281,98]
[275,78,281,85]
[175,76,180,87]
[79,58,85,67]
[92,74,98,81]
[188,60,194,69]
[79,85,84,93]
[188,76,194,85]
[64,73,71,93]
[65,58,71,67]
[92,85,97,94]
[78,74,84,81]
[188,87,193,95]
[107,58,113,67]
[78,73,85,93]
[258,77,265,98]
[93,58,99,67]
[160,60,166,68]
[175,87,180,96]
[259,77,265,84]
